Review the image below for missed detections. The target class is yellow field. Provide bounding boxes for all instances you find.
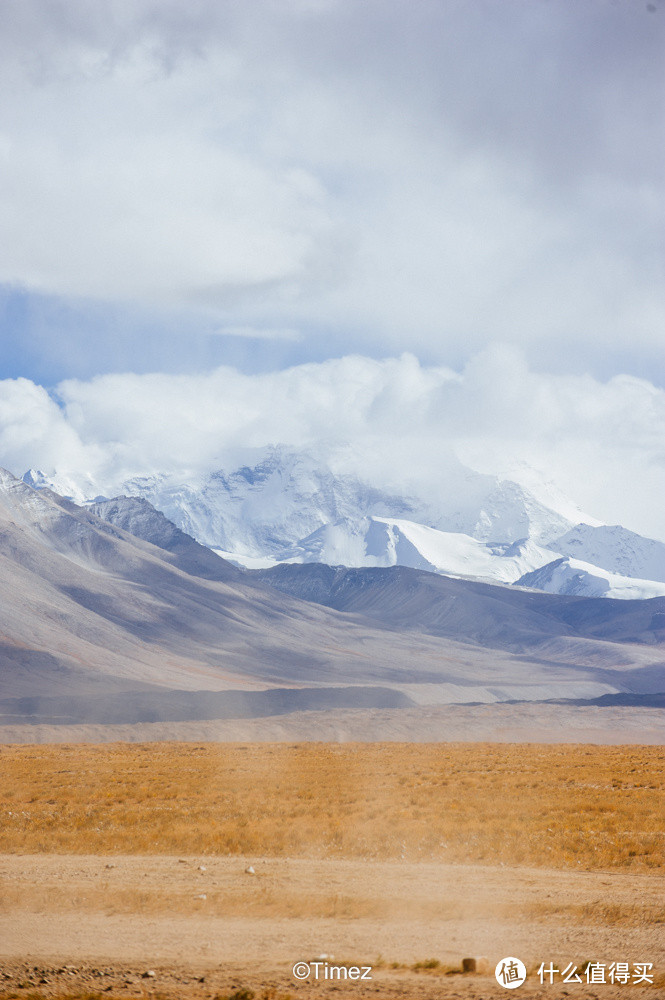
[1,742,663,870]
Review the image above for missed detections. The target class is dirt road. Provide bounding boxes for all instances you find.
[1,854,662,998]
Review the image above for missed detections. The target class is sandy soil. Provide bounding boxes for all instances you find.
[1,854,663,998]
[1,702,663,744]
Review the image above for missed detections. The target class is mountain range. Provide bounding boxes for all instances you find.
[1,467,663,730]
[23,446,665,600]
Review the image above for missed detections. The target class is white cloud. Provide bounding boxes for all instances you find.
[0,3,662,537]
[0,377,94,473]
[1,349,664,541]
[0,0,662,370]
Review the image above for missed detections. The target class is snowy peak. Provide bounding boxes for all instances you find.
[125,447,422,557]
[279,515,558,584]
[552,524,665,584]
[22,467,94,504]
[17,446,665,601]
[2,466,41,500]
[463,478,572,545]
[516,557,665,601]
[20,468,48,490]
[20,445,577,553]
[128,446,577,555]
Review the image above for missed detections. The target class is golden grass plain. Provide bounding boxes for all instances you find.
[1,742,663,870]
[1,742,664,999]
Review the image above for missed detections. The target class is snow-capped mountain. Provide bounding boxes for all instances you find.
[121,448,422,557]
[20,444,665,600]
[272,516,557,584]
[24,445,576,552]
[553,524,665,582]
[4,465,665,727]
[516,557,665,601]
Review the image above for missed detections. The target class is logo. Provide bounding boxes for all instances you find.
[495,957,527,989]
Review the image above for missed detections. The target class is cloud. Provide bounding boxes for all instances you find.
[0,3,337,307]
[0,377,93,473]
[0,0,662,376]
[1,349,664,541]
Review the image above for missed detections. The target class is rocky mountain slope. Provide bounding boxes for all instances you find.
[250,562,665,656]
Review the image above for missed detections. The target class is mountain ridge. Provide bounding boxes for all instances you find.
[1,466,664,729]
[21,445,665,600]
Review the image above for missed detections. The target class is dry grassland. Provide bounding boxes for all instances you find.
[1,742,663,870]
[2,867,664,926]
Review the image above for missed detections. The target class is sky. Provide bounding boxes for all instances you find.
[0,0,664,539]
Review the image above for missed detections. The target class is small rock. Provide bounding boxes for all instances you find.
[178,858,188,863]
[142,970,156,978]
[245,865,255,875]
[198,865,207,872]
[462,957,489,974]
[105,863,116,869]
[193,893,207,900]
